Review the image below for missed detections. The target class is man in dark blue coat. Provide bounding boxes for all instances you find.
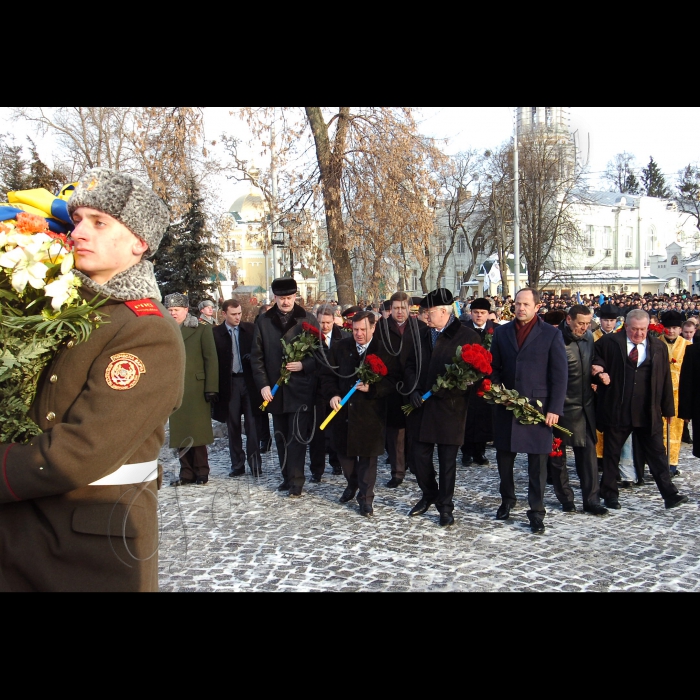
[490,287,568,533]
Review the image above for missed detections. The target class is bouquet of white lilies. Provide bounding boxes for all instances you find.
[0,209,104,443]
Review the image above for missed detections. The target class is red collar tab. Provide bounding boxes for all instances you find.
[125,299,163,317]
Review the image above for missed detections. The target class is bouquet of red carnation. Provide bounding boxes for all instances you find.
[648,323,666,338]
[476,378,492,397]
[260,320,322,410]
[320,353,388,431]
[357,353,388,384]
[549,437,564,457]
[402,343,492,415]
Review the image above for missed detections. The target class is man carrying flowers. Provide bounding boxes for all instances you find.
[0,168,185,591]
[403,289,481,527]
[251,278,320,497]
[321,311,399,517]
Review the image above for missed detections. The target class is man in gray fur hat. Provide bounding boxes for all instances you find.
[0,167,186,592]
[198,299,217,326]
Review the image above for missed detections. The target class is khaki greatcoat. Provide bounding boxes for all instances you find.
[0,296,185,592]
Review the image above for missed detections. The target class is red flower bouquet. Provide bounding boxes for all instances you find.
[320,354,388,430]
[402,343,492,415]
[260,320,322,410]
[549,437,563,457]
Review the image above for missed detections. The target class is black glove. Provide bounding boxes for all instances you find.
[205,392,219,403]
[242,353,251,362]
[410,391,424,409]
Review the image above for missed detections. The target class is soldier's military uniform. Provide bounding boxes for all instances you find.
[0,167,185,592]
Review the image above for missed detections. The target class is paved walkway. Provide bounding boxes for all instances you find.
[157,427,700,592]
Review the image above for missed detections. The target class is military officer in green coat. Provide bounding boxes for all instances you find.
[165,293,220,485]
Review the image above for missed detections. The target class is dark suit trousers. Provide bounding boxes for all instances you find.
[179,444,209,481]
[548,423,601,508]
[386,426,406,479]
[601,426,678,501]
[226,376,260,473]
[272,409,313,488]
[337,454,378,505]
[309,399,340,476]
[496,450,547,520]
[413,441,459,514]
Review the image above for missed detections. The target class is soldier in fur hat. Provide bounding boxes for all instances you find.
[0,168,185,591]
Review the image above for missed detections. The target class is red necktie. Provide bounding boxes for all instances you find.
[629,344,638,364]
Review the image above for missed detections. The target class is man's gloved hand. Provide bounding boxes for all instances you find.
[410,391,424,409]
[205,392,219,403]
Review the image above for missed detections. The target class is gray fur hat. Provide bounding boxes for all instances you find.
[164,293,189,309]
[67,167,170,258]
[198,300,215,311]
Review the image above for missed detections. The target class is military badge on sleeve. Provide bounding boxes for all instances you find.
[105,353,146,390]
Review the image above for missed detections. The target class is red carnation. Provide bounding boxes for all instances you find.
[302,321,321,338]
[671,358,677,363]
[487,327,494,334]
[366,354,388,376]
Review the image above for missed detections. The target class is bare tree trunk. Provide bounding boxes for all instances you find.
[305,107,356,305]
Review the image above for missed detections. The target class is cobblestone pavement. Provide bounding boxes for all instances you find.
[157,424,700,592]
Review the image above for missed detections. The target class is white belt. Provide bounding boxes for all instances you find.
[89,459,159,486]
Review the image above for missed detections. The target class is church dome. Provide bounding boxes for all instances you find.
[228,179,269,223]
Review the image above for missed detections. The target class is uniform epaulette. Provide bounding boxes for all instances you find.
[124,299,163,317]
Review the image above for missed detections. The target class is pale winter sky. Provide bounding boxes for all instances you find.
[2,107,699,209]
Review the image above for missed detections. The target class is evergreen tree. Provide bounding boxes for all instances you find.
[641,156,671,198]
[153,177,216,311]
[676,164,700,230]
[0,134,29,193]
[604,152,641,194]
[25,138,68,193]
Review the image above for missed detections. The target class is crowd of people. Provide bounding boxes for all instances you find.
[0,164,695,591]
[174,282,694,535]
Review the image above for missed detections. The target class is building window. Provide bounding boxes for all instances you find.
[457,237,466,254]
[585,225,594,248]
[410,270,418,290]
[623,226,633,250]
[602,226,613,249]
[531,107,537,125]
[546,107,553,128]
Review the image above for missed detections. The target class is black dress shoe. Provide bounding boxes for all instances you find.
[288,487,303,499]
[170,478,195,487]
[277,481,290,491]
[670,468,682,479]
[604,498,621,509]
[386,477,403,488]
[496,503,512,520]
[472,454,490,466]
[339,487,357,503]
[583,504,609,515]
[530,518,545,534]
[665,493,689,509]
[331,468,343,475]
[251,468,263,478]
[562,502,577,513]
[439,512,455,527]
[195,478,208,485]
[408,498,433,517]
[633,478,645,486]
[310,474,322,483]
[229,467,245,477]
[461,455,473,466]
[259,440,271,453]
[359,503,373,517]
[619,480,633,489]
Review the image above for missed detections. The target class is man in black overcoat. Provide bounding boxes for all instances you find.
[490,288,568,534]
[321,311,400,516]
[308,304,343,480]
[593,308,688,510]
[375,291,414,488]
[459,297,496,466]
[548,306,607,515]
[250,278,320,497]
[404,289,480,527]
[212,299,261,477]
[679,340,700,455]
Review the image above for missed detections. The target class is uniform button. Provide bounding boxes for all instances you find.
[46,411,56,421]
[50,374,58,383]
[66,340,74,348]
